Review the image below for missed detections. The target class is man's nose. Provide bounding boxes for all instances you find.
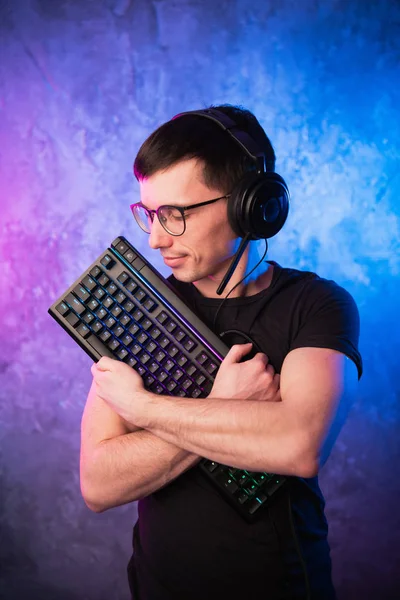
[148,216,173,250]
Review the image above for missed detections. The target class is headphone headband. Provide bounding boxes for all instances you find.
[173,108,269,173]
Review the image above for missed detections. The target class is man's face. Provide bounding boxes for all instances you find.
[139,158,239,288]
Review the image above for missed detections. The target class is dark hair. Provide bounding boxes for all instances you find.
[133,104,276,193]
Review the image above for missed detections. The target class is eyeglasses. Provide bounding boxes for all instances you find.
[130,195,229,236]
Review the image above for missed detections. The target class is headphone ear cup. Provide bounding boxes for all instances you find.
[227,172,289,240]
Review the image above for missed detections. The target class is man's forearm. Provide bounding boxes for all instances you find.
[82,430,200,512]
[136,394,317,477]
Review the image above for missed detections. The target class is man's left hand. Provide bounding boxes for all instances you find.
[91,357,147,425]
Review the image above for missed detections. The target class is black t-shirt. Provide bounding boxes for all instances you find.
[128,262,363,600]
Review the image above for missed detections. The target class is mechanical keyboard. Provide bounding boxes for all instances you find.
[48,235,286,522]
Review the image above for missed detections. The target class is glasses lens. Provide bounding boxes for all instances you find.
[158,206,185,235]
[132,205,152,233]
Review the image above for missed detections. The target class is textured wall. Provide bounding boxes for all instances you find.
[0,0,399,598]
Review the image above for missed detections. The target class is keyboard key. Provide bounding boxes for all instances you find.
[87,298,100,312]
[195,351,209,365]
[264,477,285,497]
[148,361,159,374]
[73,284,91,302]
[132,256,145,270]
[106,282,118,296]
[143,298,157,312]
[117,271,130,285]
[100,254,115,269]
[111,305,123,318]
[108,338,120,352]
[248,494,268,515]
[134,289,146,303]
[191,387,202,398]
[90,266,102,279]
[168,344,179,358]
[154,349,166,362]
[125,356,138,368]
[181,378,193,391]
[124,250,136,263]
[157,370,168,383]
[139,352,151,365]
[159,336,170,349]
[93,287,106,300]
[115,240,129,254]
[237,491,250,504]
[135,364,146,376]
[112,325,124,338]
[165,320,177,333]
[216,472,239,494]
[137,331,149,344]
[183,338,197,352]
[123,301,135,313]
[86,333,110,356]
[128,323,140,336]
[105,316,116,329]
[195,373,206,386]
[83,312,95,325]
[172,368,184,381]
[121,333,133,347]
[205,461,219,473]
[56,301,69,316]
[131,343,142,355]
[176,354,188,367]
[145,340,157,354]
[165,379,178,393]
[76,323,91,338]
[117,347,128,360]
[119,313,131,327]
[174,329,186,343]
[150,382,164,395]
[100,329,112,343]
[65,293,85,315]
[205,360,218,375]
[185,363,197,377]
[149,327,162,340]
[81,275,97,291]
[91,320,103,334]
[163,358,175,372]
[115,291,127,304]
[96,307,107,320]
[125,280,138,293]
[132,309,144,322]
[176,389,187,397]
[144,374,155,387]
[98,273,110,287]
[141,318,152,331]
[156,311,168,325]
[103,296,114,309]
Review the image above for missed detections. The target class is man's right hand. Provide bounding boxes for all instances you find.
[209,343,281,403]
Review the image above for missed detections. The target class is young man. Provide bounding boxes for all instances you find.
[80,105,362,599]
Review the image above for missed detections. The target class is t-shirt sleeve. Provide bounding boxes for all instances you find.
[289,277,363,379]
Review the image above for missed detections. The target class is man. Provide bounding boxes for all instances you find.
[80,105,362,599]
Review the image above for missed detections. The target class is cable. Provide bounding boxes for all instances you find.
[287,490,311,600]
[212,239,268,332]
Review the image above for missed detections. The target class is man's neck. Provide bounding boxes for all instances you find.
[192,262,274,299]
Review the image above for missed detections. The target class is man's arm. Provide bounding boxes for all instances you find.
[80,380,200,513]
[133,347,358,477]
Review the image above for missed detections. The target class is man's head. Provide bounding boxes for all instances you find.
[132,105,276,293]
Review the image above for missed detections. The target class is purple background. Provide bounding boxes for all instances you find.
[0,0,399,598]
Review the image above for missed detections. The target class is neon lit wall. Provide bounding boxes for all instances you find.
[0,1,399,598]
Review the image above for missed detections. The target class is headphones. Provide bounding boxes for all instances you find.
[172,107,290,241]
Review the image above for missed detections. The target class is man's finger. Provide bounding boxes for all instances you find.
[223,343,253,365]
[96,356,114,371]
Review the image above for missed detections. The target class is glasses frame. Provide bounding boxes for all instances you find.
[130,195,230,236]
